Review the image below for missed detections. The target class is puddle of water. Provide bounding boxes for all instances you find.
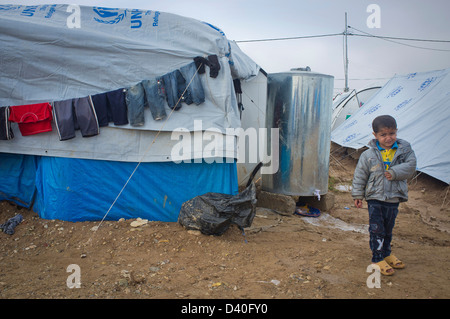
[301,213,369,234]
[335,184,352,192]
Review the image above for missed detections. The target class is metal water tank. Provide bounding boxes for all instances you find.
[262,70,334,196]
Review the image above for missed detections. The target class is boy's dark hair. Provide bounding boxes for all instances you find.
[372,115,397,133]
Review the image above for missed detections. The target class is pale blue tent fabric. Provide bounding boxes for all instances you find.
[331,68,450,184]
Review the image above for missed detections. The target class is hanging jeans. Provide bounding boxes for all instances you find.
[125,82,147,126]
[367,200,399,263]
[142,78,167,121]
[180,62,205,105]
[162,69,193,110]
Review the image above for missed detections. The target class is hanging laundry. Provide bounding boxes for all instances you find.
[162,69,192,110]
[90,88,128,126]
[207,55,220,78]
[0,106,14,140]
[180,62,205,105]
[125,82,147,126]
[52,97,99,141]
[142,78,167,121]
[8,102,52,136]
[233,79,244,119]
[193,54,221,78]
[194,56,208,74]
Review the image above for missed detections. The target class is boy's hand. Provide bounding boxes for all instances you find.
[385,171,393,180]
[354,199,363,208]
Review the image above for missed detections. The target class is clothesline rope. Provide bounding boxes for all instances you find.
[90,62,204,236]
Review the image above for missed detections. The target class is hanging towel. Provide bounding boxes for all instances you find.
[8,103,52,136]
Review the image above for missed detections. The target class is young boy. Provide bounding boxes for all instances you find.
[352,115,416,275]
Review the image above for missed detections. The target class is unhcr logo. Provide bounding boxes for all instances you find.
[363,103,381,115]
[394,98,412,111]
[386,86,403,98]
[343,119,357,130]
[0,5,22,11]
[343,133,357,143]
[418,77,437,91]
[93,7,126,25]
[92,7,152,29]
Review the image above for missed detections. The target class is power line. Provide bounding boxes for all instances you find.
[235,32,343,43]
[348,26,450,43]
[348,26,450,52]
[235,28,450,52]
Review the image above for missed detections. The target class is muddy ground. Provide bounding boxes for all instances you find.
[1,145,449,304]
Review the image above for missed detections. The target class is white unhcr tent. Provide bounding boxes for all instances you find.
[331,68,450,185]
[331,86,381,131]
[0,4,266,222]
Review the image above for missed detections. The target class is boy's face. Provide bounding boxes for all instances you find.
[373,127,397,149]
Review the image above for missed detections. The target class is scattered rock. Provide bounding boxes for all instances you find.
[130,218,148,228]
[256,190,296,215]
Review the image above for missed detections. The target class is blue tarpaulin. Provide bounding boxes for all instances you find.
[0,153,37,208]
[1,153,238,222]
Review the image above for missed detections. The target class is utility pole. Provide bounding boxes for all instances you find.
[344,12,349,92]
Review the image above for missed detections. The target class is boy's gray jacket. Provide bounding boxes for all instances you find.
[352,139,417,202]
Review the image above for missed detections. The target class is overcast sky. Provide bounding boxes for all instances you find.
[2,0,450,91]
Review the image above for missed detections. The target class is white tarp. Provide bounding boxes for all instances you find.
[331,86,381,131]
[331,68,450,184]
[0,4,262,162]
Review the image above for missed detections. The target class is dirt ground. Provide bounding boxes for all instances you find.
[1,144,449,302]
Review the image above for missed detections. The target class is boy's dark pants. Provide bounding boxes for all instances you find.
[367,200,399,263]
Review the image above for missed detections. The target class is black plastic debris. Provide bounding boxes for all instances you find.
[178,162,262,236]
